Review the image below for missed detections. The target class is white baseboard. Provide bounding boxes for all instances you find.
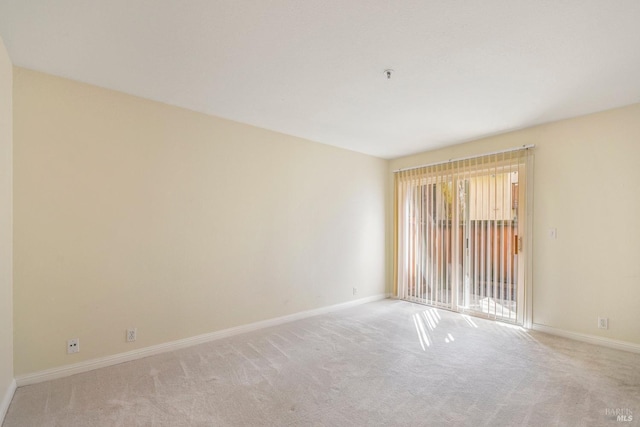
[16,294,388,387]
[531,323,640,354]
[0,379,17,424]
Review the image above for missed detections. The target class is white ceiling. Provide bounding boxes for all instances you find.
[1,1,639,159]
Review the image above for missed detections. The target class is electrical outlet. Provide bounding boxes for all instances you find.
[598,317,608,329]
[352,287,358,296]
[67,338,79,354]
[127,328,137,342]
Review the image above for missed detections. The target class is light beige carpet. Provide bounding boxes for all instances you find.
[4,299,639,426]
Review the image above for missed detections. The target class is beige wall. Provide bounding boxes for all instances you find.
[390,103,640,345]
[0,37,14,410]
[13,68,388,375]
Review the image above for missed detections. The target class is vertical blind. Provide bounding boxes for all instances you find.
[394,147,532,322]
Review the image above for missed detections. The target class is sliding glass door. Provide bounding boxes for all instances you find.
[400,177,455,309]
[394,149,532,324]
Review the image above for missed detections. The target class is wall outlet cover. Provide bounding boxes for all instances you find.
[67,338,79,354]
[598,317,608,329]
